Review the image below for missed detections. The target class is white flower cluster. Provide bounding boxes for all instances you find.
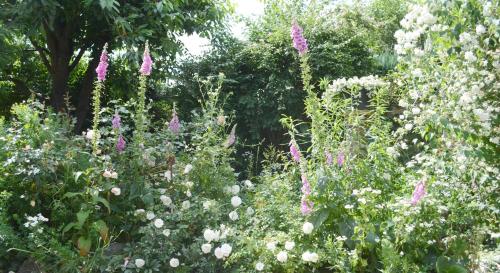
[394,4,437,55]
[326,75,387,95]
[24,213,49,228]
[202,226,233,259]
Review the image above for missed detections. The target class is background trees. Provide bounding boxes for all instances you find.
[0,0,230,130]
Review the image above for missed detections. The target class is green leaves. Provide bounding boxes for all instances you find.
[436,256,468,273]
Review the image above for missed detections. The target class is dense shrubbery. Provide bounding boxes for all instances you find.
[0,0,498,272]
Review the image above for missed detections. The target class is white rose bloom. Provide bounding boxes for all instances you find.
[266,241,277,251]
[162,229,171,237]
[169,258,179,268]
[229,210,239,221]
[255,262,265,271]
[303,222,314,234]
[201,243,212,254]
[85,129,94,140]
[476,24,486,34]
[277,251,288,263]
[186,190,192,197]
[231,196,242,207]
[154,219,164,228]
[111,187,121,196]
[220,243,232,257]
[244,180,254,188]
[146,211,155,220]
[231,185,240,195]
[246,207,254,215]
[302,251,319,263]
[214,247,224,259]
[164,170,172,181]
[285,241,295,250]
[203,200,212,210]
[184,164,193,174]
[135,258,145,268]
[160,195,172,206]
[204,229,217,242]
[182,200,190,210]
[103,170,118,179]
[135,209,145,216]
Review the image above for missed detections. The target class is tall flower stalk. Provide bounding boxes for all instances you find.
[91,43,109,154]
[135,41,152,146]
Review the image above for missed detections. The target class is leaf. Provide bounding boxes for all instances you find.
[94,197,111,213]
[311,208,329,229]
[62,222,77,234]
[62,192,83,199]
[436,256,468,273]
[74,171,83,183]
[76,210,90,227]
[94,220,109,242]
[77,236,91,256]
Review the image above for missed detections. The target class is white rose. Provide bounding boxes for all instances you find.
[201,243,212,254]
[203,200,212,210]
[244,180,254,188]
[266,241,276,251]
[135,258,145,268]
[85,129,94,140]
[303,222,314,234]
[229,211,239,221]
[277,251,288,263]
[146,211,155,220]
[160,195,172,206]
[231,196,242,207]
[169,258,179,268]
[184,164,193,174]
[214,247,224,259]
[302,251,319,263]
[162,229,170,237]
[246,207,254,215]
[111,187,121,196]
[255,262,265,271]
[285,241,295,250]
[154,218,164,228]
[182,200,190,210]
[231,185,240,195]
[204,229,217,242]
[220,243,232,257]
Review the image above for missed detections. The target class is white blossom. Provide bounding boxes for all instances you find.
[303,222,314,234]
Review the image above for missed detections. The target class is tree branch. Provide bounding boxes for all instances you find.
[29,38,53,74]
[69,45,90,72]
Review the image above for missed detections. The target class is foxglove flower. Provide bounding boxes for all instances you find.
[411,181,426,205]
[337,152,345,167]
[289,141,301,162]
[291,21,308,55]
[116,134,126,152]
[112,113,121,129]
[224,125,236,147]
[325,150,333,165]
[169,110,180,134]
[139,42,152,76]
[301,198,314,215]
[301,173,311,195]
[95,43,109,81]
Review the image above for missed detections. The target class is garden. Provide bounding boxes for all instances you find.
[0,0,498,272]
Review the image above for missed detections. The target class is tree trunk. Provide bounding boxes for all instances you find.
[74,43,106,133]
[50,58,71,112]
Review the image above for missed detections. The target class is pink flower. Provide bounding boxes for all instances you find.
[290,141,301,163]
[168,110,180,134]
[291,21,308,55]
[95,43,109,81]
[301,173,311,195]
[139,42,152,76]
[225,125,237,148]
[325,150,333,165]
[337,152,345,167]
[112,113,121,129]
[301,198,314,215]
[411,181,426,205]
[116,134,126,152]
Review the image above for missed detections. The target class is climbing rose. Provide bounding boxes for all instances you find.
[169,111,180,134]
[291,21,308,55]
[112,113,121,129]
[95,44,109,81]
[411,181,426,205]
[116,135,126,152]
[139,42,152,76]
[289,141,301,162]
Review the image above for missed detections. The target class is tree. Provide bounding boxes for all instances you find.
[0,0,230,131]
